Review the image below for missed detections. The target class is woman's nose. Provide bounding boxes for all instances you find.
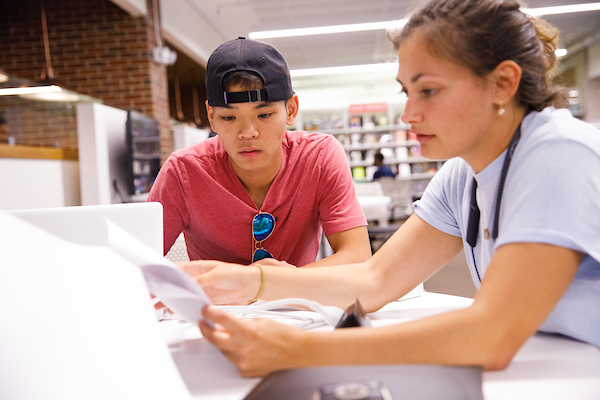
[400,98,423,126]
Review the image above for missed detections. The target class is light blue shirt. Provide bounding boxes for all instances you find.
[414,107,600,348]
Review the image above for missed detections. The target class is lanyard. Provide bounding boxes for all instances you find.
[466,123,522,248]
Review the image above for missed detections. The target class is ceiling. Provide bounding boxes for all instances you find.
[165,0,600,121]
[185,0,600,71]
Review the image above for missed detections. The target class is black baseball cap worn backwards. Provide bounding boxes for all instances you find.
[206,37,294,107]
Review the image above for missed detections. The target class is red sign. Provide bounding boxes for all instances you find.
[348,103,388,114]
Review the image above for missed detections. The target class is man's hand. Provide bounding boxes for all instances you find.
[252,258,296,268]
[178,260,261,305]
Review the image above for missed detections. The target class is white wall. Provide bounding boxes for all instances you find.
[587,41,600,80]
[159,0,228,67]
[0,102,138,211]
[0,158,80,210]
[109,0,147,17]
[77,103,130,206]
[584,42,600,123]
[172,125,210,151]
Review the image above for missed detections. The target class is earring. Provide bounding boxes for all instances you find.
[498,100,505,116]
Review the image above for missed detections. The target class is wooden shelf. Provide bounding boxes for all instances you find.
[297,105,442,200]
[348,156,434,168]
[342,141,419,151]
[311,124,410,135]
[0,144,78,160]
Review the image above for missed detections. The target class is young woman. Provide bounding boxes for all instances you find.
[182,0,600,377]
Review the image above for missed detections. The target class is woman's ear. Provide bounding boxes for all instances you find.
[492,60,522,104]
[286,94,300,126]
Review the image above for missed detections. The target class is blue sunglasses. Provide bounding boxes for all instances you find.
[252,212,276,263]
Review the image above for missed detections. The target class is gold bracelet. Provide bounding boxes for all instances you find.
[252,263,265,302]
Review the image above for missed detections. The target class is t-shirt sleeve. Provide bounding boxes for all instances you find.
[147,156,190,255]
[413,158,467,238]
[317,137,367,237]
[496,139,600,259]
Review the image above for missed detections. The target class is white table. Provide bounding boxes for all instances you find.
[160,292,600,400]
[357,195,391,226]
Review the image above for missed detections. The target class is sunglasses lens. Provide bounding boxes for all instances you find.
[252,213,275,241]
[253,249,273,262]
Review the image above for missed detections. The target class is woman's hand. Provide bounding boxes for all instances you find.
[199,305,305,377]
[178,260,261,305]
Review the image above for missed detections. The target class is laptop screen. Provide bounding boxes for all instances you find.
[8,202,163,255]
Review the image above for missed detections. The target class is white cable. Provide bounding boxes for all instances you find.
[156,298,345,329]
[220,298,345,328]
[233,310,322,329]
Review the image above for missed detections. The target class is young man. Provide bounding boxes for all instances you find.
[148,37,370,268]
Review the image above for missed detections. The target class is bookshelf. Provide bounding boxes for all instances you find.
[296,103,443,200]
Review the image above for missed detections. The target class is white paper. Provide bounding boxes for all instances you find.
[103,218,213,326]
[0,211,194,400]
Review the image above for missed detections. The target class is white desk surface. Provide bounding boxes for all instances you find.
[160,292,600,400]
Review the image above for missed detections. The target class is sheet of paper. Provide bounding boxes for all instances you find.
[103,218,213,326]
[0,211,194,400]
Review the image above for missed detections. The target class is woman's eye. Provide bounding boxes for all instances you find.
[421,88,438,96]
[221,116,234,121]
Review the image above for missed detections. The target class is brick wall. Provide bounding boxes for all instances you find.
[1,97,77,148]
[0,0,173,159]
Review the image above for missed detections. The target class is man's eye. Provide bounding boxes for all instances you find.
[221,116,234,121]
[258,113,271,119]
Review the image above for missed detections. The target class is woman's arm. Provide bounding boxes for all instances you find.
[200,242,581,377]
[182,214,463,310]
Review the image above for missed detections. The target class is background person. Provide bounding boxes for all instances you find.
[0,116,9,144]
[372,151,396,180]
[184,0,600,377]
[148,37,370,270]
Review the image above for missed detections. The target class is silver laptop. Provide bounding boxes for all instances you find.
[8,202,163,255]
[245,364,483,400]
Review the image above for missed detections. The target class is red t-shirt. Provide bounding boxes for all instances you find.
[147,131,366,266]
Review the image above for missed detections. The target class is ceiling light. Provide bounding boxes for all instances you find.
[250,3,600,39]
[555,48,568,57]
[523,2,600,16]
[19,90,81,102]
[250,20,407,39]
[0,85,62,96]
[291,63,399,77]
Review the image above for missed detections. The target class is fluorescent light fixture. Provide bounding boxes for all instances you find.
[0,85,62,96]
[0,84,81,102]
[19,91,81,102]
[250,3,600,39]
[250,20,407,39]
[291,62,399,77]
[555,48,568,57]
[523,2,600,16]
